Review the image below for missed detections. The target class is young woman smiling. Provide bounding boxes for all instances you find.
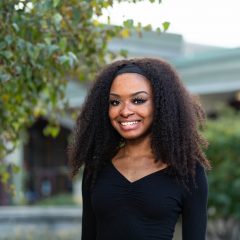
[69,58,211,240]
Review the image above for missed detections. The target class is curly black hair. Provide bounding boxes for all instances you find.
[68,57,211,188]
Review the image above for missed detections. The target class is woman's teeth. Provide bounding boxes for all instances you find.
[120,121,139,126]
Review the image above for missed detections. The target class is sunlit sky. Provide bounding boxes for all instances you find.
[102,0,240,48]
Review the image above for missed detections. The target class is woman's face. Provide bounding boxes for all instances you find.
[108,73,154,140]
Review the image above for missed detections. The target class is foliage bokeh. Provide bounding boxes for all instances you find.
[205,110,240,220]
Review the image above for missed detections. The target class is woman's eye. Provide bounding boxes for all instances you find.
[109,100,120,106]
[133,98,146,104]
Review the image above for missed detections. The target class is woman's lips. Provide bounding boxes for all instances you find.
[118,120,141,131]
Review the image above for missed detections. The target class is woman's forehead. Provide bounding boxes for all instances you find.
[110,73,152,94]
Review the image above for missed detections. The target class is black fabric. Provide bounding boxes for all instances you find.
[81,162,208,240]
[114,63,147,79]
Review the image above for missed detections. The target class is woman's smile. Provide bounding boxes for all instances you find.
[119,120,142,131]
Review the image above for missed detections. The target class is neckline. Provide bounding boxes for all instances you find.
[110,161,169,184]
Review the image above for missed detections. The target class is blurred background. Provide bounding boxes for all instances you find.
[0,0,240,239]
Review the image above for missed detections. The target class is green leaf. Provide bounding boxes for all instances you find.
[4,35,13,45]
[59,37,67,51]
[43,124,60,138]
[72,7,81,24]
[15,66,22,75]
[44,37,52,45]
[47,44,59,55]
[12,23,20,32]
[0,73,11,82]
[68,51,78,68]
[102,1,111,8]
[1,51,13,59]
[16,38,25,50]
[123,19,134,28]
[53,0,61,7]
[53,13,63,28]
[107,15,111,25]
[120,28,130,38]
[162,21,170,31]
[156,27,161,33]
[1,172,10,184]
[58,52,77,67]
[0,41,6,50]
[12,164,21,174]
[119,49,128,58]
[58,54,69,65]
[143,24,152,31]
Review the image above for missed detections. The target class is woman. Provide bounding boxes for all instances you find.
[69,58,211,240]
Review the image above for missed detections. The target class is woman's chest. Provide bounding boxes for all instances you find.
[91,165,183,220]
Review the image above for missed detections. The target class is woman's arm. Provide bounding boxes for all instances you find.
[182,163,208,240]
[81,168,97,240]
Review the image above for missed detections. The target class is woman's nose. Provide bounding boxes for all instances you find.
[120,103,134,117]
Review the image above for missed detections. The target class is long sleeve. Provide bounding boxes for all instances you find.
[182,163,208,240]
[81,168,97,240]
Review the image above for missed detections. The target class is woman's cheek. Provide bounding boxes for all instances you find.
[109,107,119,119]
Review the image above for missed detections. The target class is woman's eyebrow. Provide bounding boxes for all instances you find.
[109,91,149,97]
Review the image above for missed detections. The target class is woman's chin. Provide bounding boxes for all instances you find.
[118,131,151,142]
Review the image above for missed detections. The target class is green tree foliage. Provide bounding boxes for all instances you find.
[204,112,240,219]
[0,0,169,162]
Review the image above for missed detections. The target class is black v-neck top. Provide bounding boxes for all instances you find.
[81,162,208,240]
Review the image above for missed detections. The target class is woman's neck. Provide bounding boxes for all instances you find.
[120,135,154,159]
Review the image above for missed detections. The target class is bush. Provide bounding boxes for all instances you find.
[204,112,240,219]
